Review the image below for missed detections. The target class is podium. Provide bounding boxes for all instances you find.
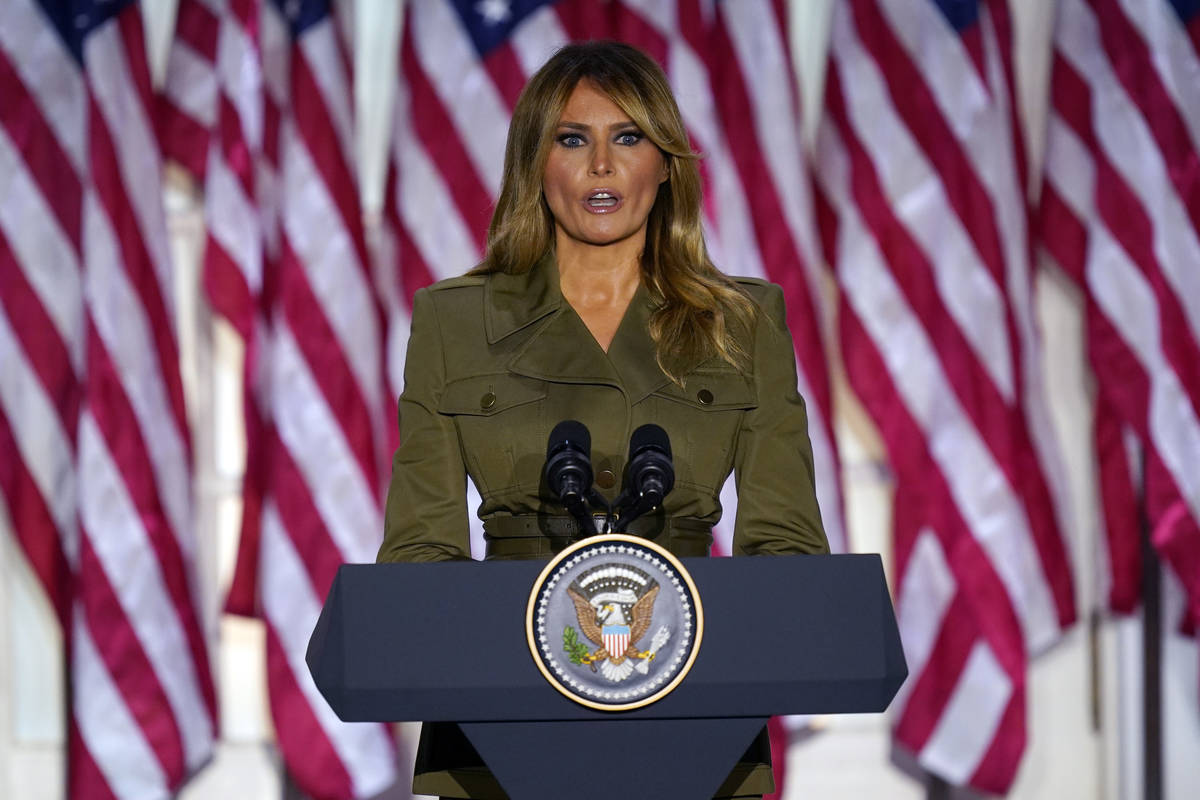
[307,554,906,799]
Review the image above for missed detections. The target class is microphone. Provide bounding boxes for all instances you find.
[544,420,600,535]
[614,424,675,529]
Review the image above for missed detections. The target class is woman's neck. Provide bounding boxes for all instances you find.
[555,238,642,352]
[555,238,642,312]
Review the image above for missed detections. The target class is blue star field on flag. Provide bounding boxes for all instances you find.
[271,0,332,36]
[450,0,557,57]
[928,0,979,33]
[35,0,136,62]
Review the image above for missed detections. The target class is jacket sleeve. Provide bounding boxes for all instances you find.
[377,288,472,562]
[731,284,831,555]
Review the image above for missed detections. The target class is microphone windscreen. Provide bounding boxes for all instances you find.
[630,423,671,459]
[548,419,590,456]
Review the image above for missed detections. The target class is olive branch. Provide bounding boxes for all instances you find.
[562,626,590,665]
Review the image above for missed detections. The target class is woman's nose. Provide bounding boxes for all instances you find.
[589,142,613,176]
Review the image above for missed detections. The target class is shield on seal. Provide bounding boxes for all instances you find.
[602,624,630,658]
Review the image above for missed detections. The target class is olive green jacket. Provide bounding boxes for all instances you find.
[378,260,827,798]
[378,260,828,562]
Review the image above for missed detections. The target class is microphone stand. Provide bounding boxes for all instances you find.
[544,421,674,538]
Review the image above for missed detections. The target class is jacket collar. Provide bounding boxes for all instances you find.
[483,254,561,343]
[487,255,674,402]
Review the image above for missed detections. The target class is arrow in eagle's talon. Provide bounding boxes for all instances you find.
[634,626,671,675]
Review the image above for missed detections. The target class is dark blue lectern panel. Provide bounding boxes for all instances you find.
[307,554,906,723]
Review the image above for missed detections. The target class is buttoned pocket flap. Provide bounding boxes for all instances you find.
[439,374,546,416]
[652,371,757,411]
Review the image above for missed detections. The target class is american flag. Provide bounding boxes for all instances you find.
[160,0,399,797]
[376,1,844,795]
[813,0,1077,792]
[1,0,218,798]
[1040,0,1200,639]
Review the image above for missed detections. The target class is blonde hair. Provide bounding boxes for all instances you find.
[472,41,757,381]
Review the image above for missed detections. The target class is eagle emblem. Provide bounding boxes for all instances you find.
[564,565,671,682]
[527,535,702,710]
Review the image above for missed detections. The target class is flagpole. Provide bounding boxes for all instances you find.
[1139,453,1163,800]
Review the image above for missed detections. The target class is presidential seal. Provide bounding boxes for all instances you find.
[526,534,703,711]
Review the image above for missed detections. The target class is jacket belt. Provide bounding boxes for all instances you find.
[483,515,713,560]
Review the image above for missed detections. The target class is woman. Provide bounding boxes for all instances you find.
[379,41,828,800]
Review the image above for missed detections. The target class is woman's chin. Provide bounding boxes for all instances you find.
[556,224,648,252]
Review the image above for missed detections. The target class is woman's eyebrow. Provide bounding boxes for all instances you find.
[555,120,640,131]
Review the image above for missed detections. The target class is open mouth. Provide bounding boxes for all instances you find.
[586,190,620,209]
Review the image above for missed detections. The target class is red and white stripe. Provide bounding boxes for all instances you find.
[257,7,397,793]
[1040,0,1200,632]
[159,0,220,179]
[161,0,271,612]
[603,630,630,657]
[814,0,1076,791]
[0,0,81,630]
[2,1,218,797]
[162,1,398,797]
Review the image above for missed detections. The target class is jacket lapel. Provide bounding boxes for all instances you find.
[605,283,674,403]
[491,258,622,386]
[488,256,675,399]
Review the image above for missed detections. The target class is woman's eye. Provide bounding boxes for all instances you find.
[616,132,643,146]
[557,133,585,147]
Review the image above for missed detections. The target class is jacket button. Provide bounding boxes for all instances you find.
[697,388,714,405]
[480,392,496,410]
[596,469,616,489]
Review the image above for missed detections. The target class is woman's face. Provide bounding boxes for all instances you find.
[542,80,668,253]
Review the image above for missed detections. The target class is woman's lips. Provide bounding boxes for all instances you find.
[584,189,623,213]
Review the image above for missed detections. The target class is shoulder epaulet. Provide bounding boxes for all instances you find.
[427,274,486,292]
[730,275,770,289]
[729,275,782,305]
